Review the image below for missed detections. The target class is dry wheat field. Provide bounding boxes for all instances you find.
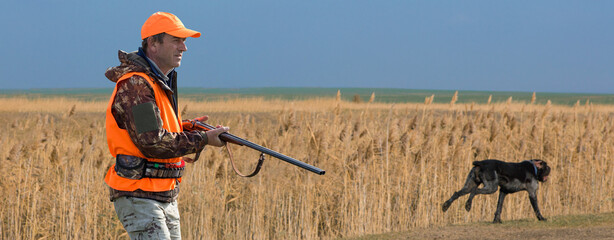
[1,95,613,239]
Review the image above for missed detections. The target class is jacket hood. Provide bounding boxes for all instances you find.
[105,50,151,83]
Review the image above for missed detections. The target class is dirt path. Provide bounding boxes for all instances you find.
[345,212,614,240]
[386,224,614,240]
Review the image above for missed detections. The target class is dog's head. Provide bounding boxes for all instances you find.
[530,159,551,182]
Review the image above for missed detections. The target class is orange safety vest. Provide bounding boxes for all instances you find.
[104,72,183,192]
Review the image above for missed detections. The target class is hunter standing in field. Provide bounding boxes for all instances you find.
[104,12,228,239]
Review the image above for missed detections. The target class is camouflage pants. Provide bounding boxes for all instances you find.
[113,196,181,240]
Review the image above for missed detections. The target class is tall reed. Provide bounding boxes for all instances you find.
[1,97,613,239]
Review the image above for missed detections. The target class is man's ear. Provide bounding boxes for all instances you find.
[147,37,158,54]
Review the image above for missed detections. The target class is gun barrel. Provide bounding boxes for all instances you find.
[195,122,326,175]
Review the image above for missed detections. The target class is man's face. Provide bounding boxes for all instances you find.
[148,34,187,74]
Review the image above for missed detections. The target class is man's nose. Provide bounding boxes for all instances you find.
[179,41,187,51]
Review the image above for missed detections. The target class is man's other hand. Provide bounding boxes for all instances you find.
[205,125,229,147]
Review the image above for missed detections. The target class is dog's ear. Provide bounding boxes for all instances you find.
[532,159,546,168]
[533,159,548,169]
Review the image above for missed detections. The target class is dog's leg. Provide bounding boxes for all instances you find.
[442,167,479,212]
[475,171,499,194]
[493,191,507,223]
[465,171,498,211]
[528,190,547,221]
[464,188,477,211]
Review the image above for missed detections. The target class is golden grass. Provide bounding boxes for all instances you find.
[1,96,614,239]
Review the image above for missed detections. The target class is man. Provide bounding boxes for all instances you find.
[104,12,228,239]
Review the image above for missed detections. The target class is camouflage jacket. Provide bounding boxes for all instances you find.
[105,49,208,202]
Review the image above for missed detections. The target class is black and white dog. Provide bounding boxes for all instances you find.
[442,159,551,223]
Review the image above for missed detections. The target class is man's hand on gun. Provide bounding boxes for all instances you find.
[182,115,229,147]
[182,116,229,163]
[204,126,229,147]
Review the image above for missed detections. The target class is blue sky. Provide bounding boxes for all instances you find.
[1,1,612,93]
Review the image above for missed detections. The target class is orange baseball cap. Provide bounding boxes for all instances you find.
[141,12,201,40]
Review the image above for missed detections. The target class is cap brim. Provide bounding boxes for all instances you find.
[167,28,201,38]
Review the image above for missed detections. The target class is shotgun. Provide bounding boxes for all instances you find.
[194,121,325,175]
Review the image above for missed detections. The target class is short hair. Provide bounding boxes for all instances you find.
[141,32,166,53]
